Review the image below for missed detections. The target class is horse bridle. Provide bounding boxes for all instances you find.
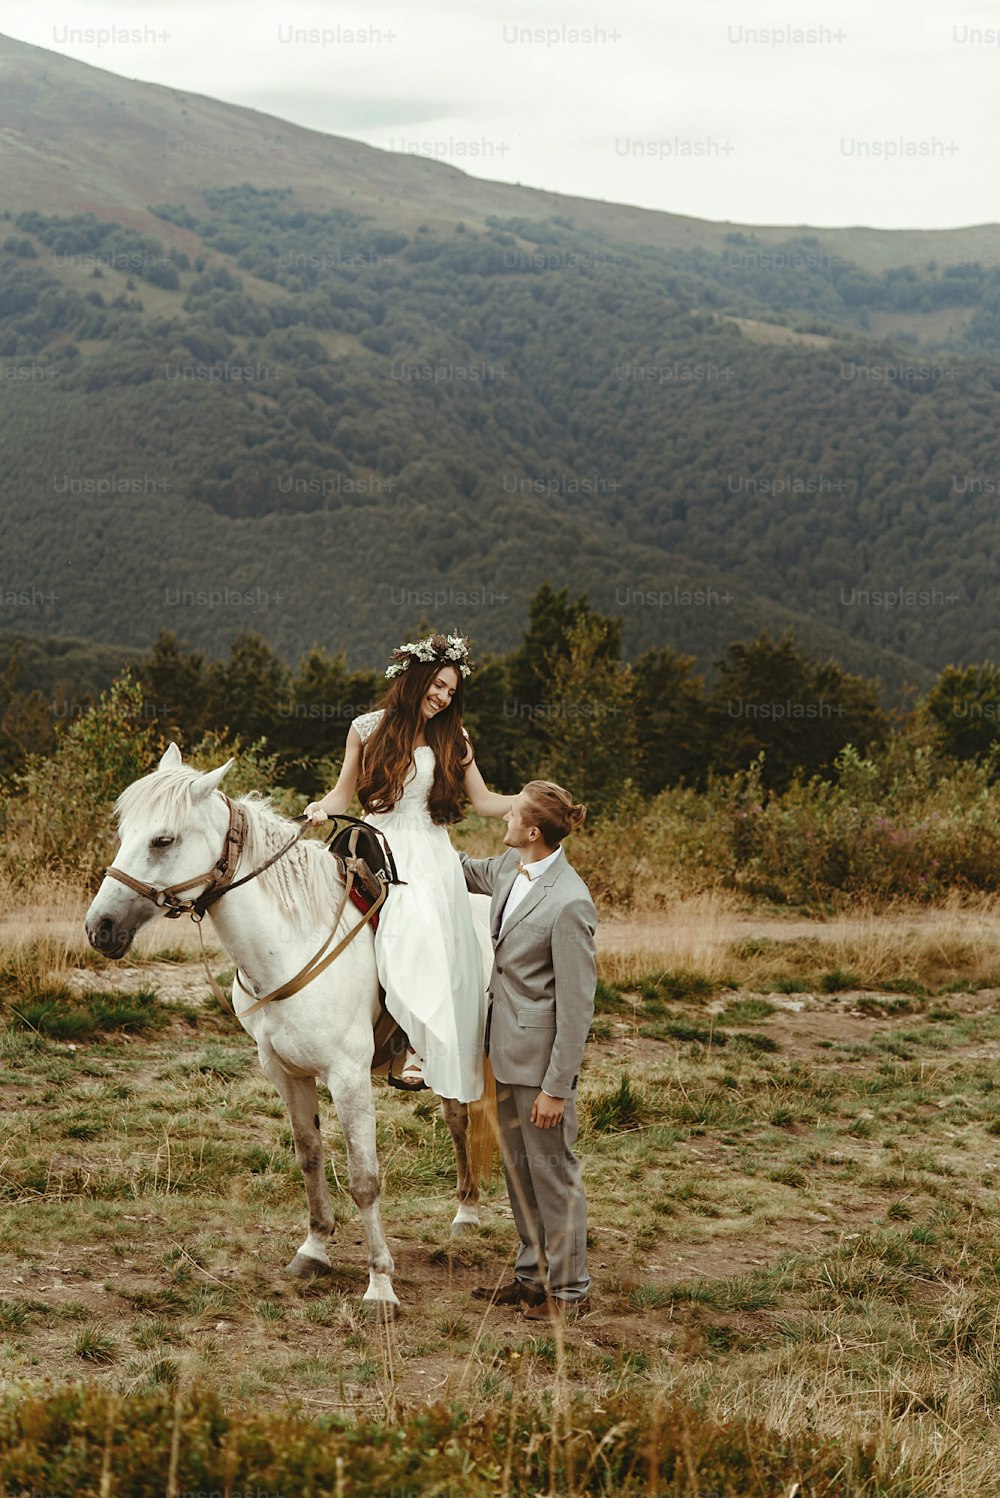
[103,794,279,922]
[103,794,386,1015]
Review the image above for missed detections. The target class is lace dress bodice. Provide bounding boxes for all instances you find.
[352,709,435,828]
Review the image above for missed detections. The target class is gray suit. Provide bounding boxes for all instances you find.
[461,846,597,1302]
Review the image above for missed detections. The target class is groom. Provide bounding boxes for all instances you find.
[461,779,597,1321]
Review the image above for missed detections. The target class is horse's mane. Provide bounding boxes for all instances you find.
[115,768,346,929]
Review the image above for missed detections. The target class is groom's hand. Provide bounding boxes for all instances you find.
[531,1091,565,1129]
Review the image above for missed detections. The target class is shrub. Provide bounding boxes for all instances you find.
[0,1383,882,1497]
[1,671,155,883]
[579,738,1000,908]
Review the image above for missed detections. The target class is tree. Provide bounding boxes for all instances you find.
[508,583,622,782]
[461,654,519,794]
[136,629,209,744]
[919,662,1000,763]
[5,671,156,878]
[270,646,378,793]
[204,632,290,747]
[631,647,707,793]
[535,615,636,815]
[706,631,887,791]
[0,642,55,778]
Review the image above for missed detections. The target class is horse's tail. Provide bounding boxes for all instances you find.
[469,1055,500,1184]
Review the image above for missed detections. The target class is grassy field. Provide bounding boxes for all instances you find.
[3,899,1000,1493]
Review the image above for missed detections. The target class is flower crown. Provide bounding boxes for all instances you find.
[385,632,474,680]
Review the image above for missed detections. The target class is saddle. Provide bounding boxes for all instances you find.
[320,815,414,1083]
[320,814,402,911]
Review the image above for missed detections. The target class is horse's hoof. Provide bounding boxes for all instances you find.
[285,1253,332,1279]
[450,1205,481,1235]
[360,1297,400,1320]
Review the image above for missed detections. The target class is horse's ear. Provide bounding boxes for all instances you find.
[191,758,235,801]
[158,742,183,771]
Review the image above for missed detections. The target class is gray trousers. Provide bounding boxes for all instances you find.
[495,1082,590,1302]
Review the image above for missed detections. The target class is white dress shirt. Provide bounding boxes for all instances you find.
[499,845,564,930]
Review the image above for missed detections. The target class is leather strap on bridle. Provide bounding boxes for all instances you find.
[105,803,388,1017]
[104,795,257,920]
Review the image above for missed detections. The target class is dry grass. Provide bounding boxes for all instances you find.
[599,894,1000,997]
[0,872,214,976]
[598,888,747,986]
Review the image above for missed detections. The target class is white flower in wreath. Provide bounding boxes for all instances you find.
[385,632,473,679]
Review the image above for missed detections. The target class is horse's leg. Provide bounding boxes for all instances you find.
[440,1096,481,1233]
[325,1069,398,1310]
[258,1052,337,1277]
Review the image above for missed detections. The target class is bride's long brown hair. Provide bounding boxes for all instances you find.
[357,655,471,824]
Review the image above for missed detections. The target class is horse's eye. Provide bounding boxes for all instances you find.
[151,835,175,849]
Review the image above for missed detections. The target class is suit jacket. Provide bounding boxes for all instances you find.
[460,847,597,1096]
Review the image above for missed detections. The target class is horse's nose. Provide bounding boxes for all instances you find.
[87,915,120,951]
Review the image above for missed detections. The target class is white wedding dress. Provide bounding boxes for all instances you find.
[352,710,486,1103]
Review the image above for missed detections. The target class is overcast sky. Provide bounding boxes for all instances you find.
[6,0,999,231]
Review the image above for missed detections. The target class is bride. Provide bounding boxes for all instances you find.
[304,633,511,1100]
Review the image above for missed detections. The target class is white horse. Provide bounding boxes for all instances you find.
[84,743,493,1313]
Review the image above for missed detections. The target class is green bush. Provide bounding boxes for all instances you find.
[576,737,1000,908]
[1,671,155,882]
[184,726,296,810]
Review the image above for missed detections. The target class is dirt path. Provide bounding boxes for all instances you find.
[8,899,1000,961]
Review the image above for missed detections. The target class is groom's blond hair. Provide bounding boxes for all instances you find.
[521,780,587,845]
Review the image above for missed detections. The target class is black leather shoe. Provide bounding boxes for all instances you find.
[472,1278,546,1307]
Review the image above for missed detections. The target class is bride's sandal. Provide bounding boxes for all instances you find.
[400,1050,427,1087]
[388,1049,429,1092]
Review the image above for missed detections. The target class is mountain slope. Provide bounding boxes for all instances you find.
[2,34,1000,699]
[3,32,1000,272]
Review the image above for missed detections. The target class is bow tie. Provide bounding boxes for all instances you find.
[516,860,532,879]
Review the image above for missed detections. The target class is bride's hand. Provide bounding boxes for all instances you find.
[303,801,330,824]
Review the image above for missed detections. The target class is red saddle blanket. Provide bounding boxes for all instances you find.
[349,885,380,930]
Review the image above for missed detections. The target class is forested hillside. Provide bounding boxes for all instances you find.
[2,35,1000,690]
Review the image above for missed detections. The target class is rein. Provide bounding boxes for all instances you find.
[235,827,387,1016]
[104,799,386,1015]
